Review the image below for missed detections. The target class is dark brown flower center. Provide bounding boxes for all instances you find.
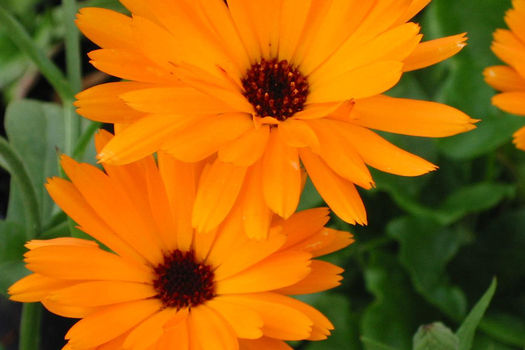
[242,58,309,121]
[153,250,215,309]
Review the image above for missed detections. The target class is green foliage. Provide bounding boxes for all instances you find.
[457,278,497,350]
[0,220,29,297]
[1,0,525,349]
[5,100,65,226]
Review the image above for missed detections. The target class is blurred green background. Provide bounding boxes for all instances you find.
[0,0,524,349]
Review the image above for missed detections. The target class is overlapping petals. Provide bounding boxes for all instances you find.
[75,0,477,235]
[484,0,525,151]
[9,131,354,350]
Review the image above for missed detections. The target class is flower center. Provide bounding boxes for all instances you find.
[242,58,309,121]
[153,250,215,309]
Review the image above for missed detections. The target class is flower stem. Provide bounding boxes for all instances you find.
[0,5,74,103]
[19,303,42,350]
[62,0,82,156]
[0,137,41,240]
[73,121,102,159]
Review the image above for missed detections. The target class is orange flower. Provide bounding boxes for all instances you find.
[484,0,525,150]
[75,0,477,237]
[9,130,353,350]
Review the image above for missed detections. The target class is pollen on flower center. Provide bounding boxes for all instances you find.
[153,250,215,309]
[242,58,309,121]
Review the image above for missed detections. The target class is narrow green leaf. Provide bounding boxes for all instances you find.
[5,100,65,227]
[0,137,41,240]
[0,5,74,102]
[0,220,29,297]
[456,278,497,350]
[73,121,102,160]
[413,323,459,350]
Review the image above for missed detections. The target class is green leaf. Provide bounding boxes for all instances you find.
[472,333,519,350]
[438,182,516,223]
[0,220,29,297]
[379,182,515,226]
[387,217,469,319]
[361,252,428,350]
[456,278,497,350]
[413,323,459,350]
[478,313,525,348]
[5,99,65,227]
[361,337,399,350]
[0,5,74,102]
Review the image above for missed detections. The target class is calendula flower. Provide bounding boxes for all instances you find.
[484,0,525,150]
[9,130,352,350]
[75,0,477,237]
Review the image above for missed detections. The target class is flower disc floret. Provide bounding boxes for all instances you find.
[153,250,215,309]
[242,58,309,121]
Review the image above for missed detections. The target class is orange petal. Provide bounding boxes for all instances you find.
[274,207,330,251]
[278,0,314,61]
[24,245,154,283]
[42,299,102,319]
[279,119,319,149]
[60,157,165,264]
[492,91,525,116]
[205,206,250,267]
[25,237,98,250]
[9,274,76,302]
[192,158,247,233]
[216,251,311,294]
[308,61,403,103]
[196,0,251,71]
[238,160,273,240]
[48,280,157,307]
[276,260,344,295]
[76,8,134,50]
[352,94,478,137]
[162,113,254,163]
[65,299,160,349]
[97,114,206,165]
[299,148,367,225]
[484,65,525,92]
[330,120,438,176]
[157,317,190,349]
[75,82,150,123]
[262,128,302,219]
[220,293,312,340]
[123,307,179,350]
[88,48,175,84]
[189,305,239,350]
[157,152,197,252]
[266,293,333,341]
[45,177,145,264]
[219,125,270,167]
[120,87,237,115]
[207,298,264,339]
[287,227,355,258]
[513,126,525,150]
[307,119,374,189]
[239,337,293,350]
[310,22,421,85]
[214,233,286,281]
[403,33,468,72]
